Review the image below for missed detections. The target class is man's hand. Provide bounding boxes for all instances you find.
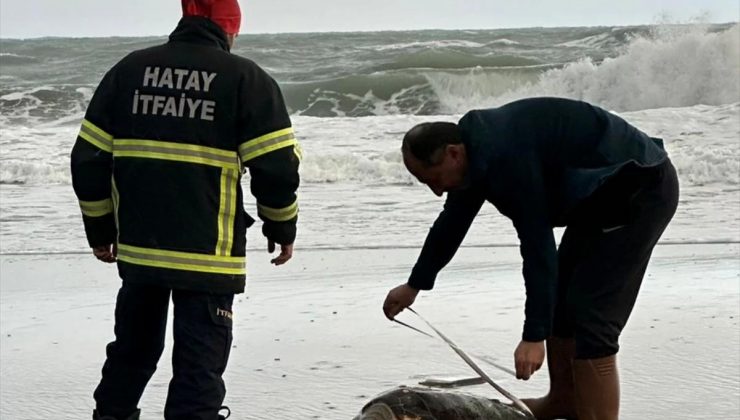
[92,244,117,263]
[514,340,545,380]
[268,240,293,265]
[383,284,419,320]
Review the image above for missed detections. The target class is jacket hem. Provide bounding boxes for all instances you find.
[118,261,245,294]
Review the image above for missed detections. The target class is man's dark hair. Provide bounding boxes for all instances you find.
[401,122,462,167]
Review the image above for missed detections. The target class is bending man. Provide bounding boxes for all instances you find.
[383,97,678,420]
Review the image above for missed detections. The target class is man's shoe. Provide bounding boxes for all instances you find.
[218,406,231,419]
[92,412,117,420]
[93,409,141,420]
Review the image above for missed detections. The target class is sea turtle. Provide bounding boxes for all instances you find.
[354,386,534,420]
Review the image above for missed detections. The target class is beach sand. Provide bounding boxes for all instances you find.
[1,243,738,419]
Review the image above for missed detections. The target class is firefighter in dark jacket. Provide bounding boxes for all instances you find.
[70,1,300,419]
[383,97,679,420]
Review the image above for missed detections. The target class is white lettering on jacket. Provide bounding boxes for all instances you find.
[134,66,218,121]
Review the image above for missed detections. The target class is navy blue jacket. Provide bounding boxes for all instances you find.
[407,97,667,341]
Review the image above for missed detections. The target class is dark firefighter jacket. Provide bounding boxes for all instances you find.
[407,97,668,342]
[71,17,300,294]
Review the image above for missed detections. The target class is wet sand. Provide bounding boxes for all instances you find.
[1,243,739,419]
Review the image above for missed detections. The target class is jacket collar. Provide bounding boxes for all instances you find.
[169,16,230,52]
[459,110,498,184]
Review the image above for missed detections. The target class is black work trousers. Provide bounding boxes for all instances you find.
[553,159,679,359]
[93,281,234,420]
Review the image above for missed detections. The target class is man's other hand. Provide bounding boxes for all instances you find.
[93,244,117,263]
[268,240,293,265]
[514,339,545,380]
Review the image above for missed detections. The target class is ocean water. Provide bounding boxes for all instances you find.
[1,23,739,420]
[1,23,738,254]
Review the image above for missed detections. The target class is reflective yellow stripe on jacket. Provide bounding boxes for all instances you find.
[216,169,239,255]
[111,178,120,234]
[238,127,298,162]
[112,139,240,256]
[114,139,240,169]
[79,198,113,217]
[79,119,113,153]
[258,200,298,222]
[117,244,246,275]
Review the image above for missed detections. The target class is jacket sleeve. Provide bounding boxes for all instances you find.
[70,68,118,248]
[237,66,300,245]
[506,155,558,343]
[407,189,485,290]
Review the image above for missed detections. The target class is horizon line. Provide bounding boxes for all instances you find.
[1,20,737,41]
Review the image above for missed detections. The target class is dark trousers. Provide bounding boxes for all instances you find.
[94,281,234,420]
[553,160,679,359]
